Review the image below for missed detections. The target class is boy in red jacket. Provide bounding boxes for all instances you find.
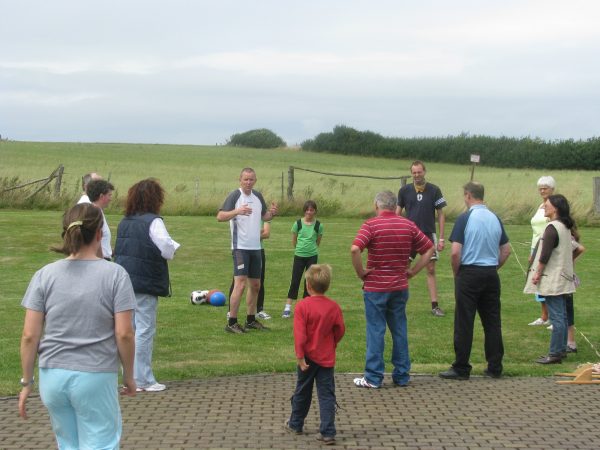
[285,264,345,445]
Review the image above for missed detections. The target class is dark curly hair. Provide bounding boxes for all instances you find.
[125,178,165,216]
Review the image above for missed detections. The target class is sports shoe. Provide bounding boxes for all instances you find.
[225,322,246,334]
[282,309,291,318]
[136,383,166,392]
[284,419,302,435]
[528,317,549,326]
[483,369,502,379]
[245,320,269,330]
[431,306,445,317]
[353,376,380,389]
[536,354,562,364]
[566,345,578,353]
[316,433,336,445]
[547,324,553,330]
[257,311,272,320]
[439,368,470,380]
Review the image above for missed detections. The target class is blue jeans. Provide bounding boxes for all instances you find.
[545,295,568,356]
[39,368,121,450]
[363,290,410,387]
[133,293,159,387]
[288,358,336,437]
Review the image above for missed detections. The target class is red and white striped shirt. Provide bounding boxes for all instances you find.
[352,210,432,292]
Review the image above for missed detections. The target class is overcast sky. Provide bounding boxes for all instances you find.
[1,0,599,145]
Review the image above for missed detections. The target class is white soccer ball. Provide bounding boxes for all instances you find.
[190,290,209,305]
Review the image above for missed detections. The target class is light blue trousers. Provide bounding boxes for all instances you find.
[39,368,121,450]
[133,292,159,387]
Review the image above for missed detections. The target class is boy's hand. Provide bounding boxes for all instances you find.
[297,357,309,371]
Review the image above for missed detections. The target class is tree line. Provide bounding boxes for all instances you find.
[300,125,600,170]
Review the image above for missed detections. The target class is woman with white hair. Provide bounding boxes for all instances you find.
[527,176,556,326]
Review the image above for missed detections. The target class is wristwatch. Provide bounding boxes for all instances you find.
[20,377,34,387]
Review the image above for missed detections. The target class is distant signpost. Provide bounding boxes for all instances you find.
[470,154,480,181]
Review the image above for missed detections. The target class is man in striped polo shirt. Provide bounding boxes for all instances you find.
[351,191,434,388]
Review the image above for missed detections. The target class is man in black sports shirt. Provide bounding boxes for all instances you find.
[397,160,447,317]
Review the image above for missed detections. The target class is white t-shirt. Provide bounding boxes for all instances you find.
[220,188,267,250]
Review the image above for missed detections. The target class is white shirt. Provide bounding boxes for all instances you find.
[149,218,180,260]
[100,210,112,259]
[77,194,90,204]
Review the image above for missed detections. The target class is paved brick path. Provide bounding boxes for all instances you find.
[1,373,599,449]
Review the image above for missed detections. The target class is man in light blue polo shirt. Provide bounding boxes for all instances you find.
[440,182,510,380]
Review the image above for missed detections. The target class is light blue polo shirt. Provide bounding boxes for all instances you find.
[449,204,509,266]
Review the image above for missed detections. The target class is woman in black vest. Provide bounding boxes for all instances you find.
[115,179,180,391]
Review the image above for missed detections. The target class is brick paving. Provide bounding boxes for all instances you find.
[1,373,599,449]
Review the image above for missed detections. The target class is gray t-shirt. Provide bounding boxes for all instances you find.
[22,259,136,372]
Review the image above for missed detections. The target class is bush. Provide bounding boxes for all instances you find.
[228,129,286,149]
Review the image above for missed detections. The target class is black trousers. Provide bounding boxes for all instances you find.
[452,266,504,375]
[287,254,318,300]
[228,249,266,312]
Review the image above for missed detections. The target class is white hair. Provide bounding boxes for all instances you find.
[537,176,556,189]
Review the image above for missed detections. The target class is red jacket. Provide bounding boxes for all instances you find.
[293,295,345,368]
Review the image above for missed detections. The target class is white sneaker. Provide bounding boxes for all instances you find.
[528,318,547,326]
[257,311,272,320]
[547,324,553,330]
[138,383,166,392]
[353,376,380,389]
[282,309,291,318]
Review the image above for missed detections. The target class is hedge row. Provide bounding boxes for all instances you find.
[300,125,600,170]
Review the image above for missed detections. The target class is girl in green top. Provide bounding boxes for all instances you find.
[282,200,323,318]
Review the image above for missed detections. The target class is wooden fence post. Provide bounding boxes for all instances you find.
[194,178,200,207]
[54,164,64,198]
[287,166,294,201]
[594,177,600,214]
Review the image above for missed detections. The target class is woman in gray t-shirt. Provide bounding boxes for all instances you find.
[19,203,136,450]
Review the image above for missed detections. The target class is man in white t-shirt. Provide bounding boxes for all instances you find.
[77,172,102,204]
[217,168,278,334]
[87,179,114,260]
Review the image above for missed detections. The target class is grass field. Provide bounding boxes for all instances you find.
[2,140,600,223]
[1,210,599,396]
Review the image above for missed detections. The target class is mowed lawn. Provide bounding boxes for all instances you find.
[1,210,599,396]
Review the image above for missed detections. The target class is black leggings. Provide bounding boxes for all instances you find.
[287,255,318,300]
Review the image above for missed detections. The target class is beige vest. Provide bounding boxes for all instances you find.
[524,220,575,296]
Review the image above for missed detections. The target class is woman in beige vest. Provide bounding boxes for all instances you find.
[527,176,555,326]
[524,194,576,364]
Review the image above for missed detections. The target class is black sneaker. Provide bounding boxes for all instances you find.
[439,368,469,380]
[224,322,246,334]
[245,320,269,330]
[483,369,502,379]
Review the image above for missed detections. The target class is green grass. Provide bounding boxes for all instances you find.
[1,210,599,396]
[2,140,600,223]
